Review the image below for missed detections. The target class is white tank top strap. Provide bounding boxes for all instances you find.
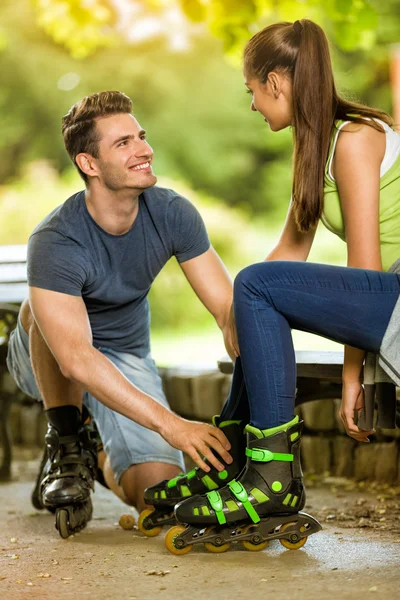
[327,121,350,181]
[327,118,400,182]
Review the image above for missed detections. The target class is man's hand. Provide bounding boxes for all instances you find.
[161,415,233,472]
[222,303,239,362]
[339,380,375,443]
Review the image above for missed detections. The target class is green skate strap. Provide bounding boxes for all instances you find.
[228,480,260,524]
[167,473,185,488]
[167,468,197,489]
[212,415,242,428]
[246,448,293,463]
[206,490,227,525]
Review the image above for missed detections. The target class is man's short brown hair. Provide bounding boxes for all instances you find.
[62,91,133,182]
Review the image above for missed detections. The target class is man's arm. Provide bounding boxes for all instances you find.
[29,286,232,471]
[179,247,239,359]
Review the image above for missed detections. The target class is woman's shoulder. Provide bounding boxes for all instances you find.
[334,119,386,161]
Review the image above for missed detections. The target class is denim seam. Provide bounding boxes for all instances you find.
[106,410,133,470]
[260,283,399,295]
[247,294,294,426]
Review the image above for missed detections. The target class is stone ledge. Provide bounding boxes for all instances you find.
[1,367,400,483]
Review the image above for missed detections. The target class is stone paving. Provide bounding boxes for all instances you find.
[0,452,399,600]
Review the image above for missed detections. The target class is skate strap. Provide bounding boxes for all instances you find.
[246,448,293,463]
[206,491,227,525]
[206,482,261,525]
[167,469,197,489]
[228,480,261,524]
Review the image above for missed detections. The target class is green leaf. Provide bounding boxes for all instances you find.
[180,0,207,23]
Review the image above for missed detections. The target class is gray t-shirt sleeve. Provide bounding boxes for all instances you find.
[169,195,210,263]
[27,230,87,296]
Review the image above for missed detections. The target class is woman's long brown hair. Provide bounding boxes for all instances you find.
[244,20,393,233]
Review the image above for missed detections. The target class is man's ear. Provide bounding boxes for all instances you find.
[75,153,99,178]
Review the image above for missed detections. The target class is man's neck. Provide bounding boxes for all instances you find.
[84,186,141,235]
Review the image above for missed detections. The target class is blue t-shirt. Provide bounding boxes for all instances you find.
[27,187,210,357]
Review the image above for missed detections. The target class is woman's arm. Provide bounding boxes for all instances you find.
[333,121,385,272]
[265,201,317,262]
[334,122,385,439]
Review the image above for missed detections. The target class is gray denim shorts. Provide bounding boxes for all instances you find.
[6,316,184,483]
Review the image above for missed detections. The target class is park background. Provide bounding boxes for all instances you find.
[1,0,399,367]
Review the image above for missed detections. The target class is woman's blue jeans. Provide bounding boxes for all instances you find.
[219,261,400,430]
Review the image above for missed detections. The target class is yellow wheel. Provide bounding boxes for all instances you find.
[279,522,307,550]
[241,525,268,552]
[242,540,268,551]
[204,527,231,553]
[165,525,192,555]
[138,508,162,537]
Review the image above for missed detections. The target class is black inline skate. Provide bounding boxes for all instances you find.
[138,418,246,537]
[165,416,321,554]
[31,405,98,538]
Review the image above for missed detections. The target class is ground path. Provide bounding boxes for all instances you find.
[0,452,399,600]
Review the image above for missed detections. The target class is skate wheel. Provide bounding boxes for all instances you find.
[138,508,162,537]
[56,509,70,539]
[204,527,231,553]
[279,522,307,550]
[242,540,268,552]
[165,525,192,555]
[241,525,268,551]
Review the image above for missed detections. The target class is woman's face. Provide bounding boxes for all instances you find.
[244,71,293,132]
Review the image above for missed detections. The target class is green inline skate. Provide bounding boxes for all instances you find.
[138,418,246,537]
[165,416,321,554]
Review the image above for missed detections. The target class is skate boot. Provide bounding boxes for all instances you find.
[39,406,98,538]
[138,418,246,537]
[31,444,53,512]
[166,416,321,554]
[31,405,104,511]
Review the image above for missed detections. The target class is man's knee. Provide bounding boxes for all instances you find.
[120,462,181,509]
[20,299,35,334]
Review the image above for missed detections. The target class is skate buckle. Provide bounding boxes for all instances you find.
[246,448,274,462]
[246,448,294,463]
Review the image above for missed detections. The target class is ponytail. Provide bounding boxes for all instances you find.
[244,19,393,233]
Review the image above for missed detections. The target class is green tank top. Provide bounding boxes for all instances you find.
[321,120,400,272]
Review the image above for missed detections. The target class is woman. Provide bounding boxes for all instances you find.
[147,19,400,553]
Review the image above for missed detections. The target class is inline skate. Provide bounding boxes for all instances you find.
[165,416,321,554]
[32,406,98,538]
[138,418,246,537]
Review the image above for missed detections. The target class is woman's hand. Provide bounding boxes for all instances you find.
[339,380,375,443]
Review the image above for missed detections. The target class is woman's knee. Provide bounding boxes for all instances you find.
[234,261,280,296]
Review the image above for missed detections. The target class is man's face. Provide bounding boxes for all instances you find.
[93,113,157,191]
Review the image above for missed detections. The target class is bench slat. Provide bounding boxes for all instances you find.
[218,350,344,382]
[0,284,28,303]
[0,264,27,283]
[0,245,27,264]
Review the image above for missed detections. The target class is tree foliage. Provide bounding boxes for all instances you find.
[0,0,399,218]
[31,0,381,59]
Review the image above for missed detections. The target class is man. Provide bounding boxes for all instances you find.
[6,91,236,537]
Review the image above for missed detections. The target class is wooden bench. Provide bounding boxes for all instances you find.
[218,351,344,407]
[0,245,28,480]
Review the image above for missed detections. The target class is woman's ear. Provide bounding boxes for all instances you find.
[267,72,281,98]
